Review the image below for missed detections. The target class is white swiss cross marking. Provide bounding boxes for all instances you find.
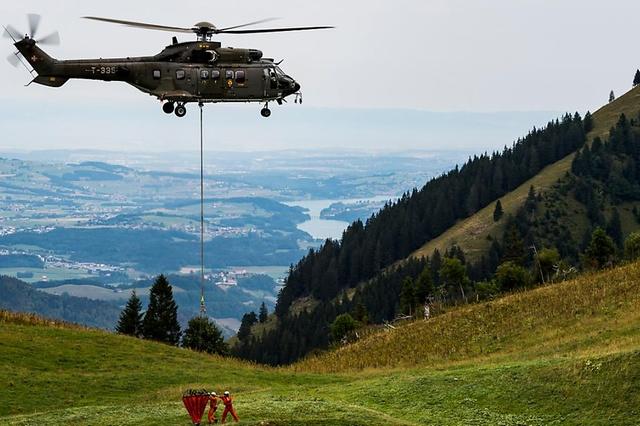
[31,55,38,62]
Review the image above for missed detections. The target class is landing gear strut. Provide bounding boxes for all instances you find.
[260,103,271,118]
[162,102,175,114]
[175,103,187,118]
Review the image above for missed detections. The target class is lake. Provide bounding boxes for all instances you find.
[286,196,394,241]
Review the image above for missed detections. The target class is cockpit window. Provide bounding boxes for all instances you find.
[200,70,209,80]
[235,70,246,84]
[192,50,214,63]
[176,70,186,80]
[274,66,286,77]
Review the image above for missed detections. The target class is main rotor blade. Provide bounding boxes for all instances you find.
[218,17,279,32]
[83,16,193,33]
[27,13,41,38]
[7,52,20,67]
[219,26,335,34]
[37,31,60,45]
[3,25,22,41]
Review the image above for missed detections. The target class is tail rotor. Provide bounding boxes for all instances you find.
[27,13,41,39]
[3,14,60,68]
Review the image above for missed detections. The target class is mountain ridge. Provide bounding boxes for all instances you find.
[412,85,640,262]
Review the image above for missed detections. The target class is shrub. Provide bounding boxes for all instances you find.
[182,316,228,355]
[495,261,531,291]
[624,232,640,260]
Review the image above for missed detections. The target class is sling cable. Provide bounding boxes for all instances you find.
[198,102,206,316]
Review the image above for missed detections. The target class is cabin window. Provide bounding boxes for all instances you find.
[176,69,186,80]
[225,70,234,80]
[211,70,221,80]
[200,70,209,80]
[152,69,161,79]
[235,70,246,84]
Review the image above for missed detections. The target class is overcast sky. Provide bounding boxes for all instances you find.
[1,0,639,152]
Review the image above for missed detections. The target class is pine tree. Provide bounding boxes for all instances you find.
[609,90,616,103]
[399,277,415,315]
[237,311,258,342]
[413,265,434,306]
[583,227,616,269]
[624,232,640,260]
[115,290,143,337]
[525,185,537,213]
[258,302,268,323]
[634,69,640,87]
[502,223,525,265]
[182,316,228,355]
[352,302,369,324]
[606,208,623,248]
[583,111,593,133]
[141,274,181,345]
[493,200,504,222]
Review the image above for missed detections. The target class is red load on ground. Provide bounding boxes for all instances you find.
[182,389,210,425]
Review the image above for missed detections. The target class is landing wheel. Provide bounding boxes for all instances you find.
[175,104,187,118]
[163,102,175,114]
[260,107,271,118]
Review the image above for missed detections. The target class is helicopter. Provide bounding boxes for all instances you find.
[4,14,333,118]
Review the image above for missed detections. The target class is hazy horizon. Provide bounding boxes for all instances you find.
[1,0,638,152]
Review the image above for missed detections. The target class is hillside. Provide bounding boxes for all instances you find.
[237,84,640,366]
[295,259,640,372]
[244,105,593,364]
[412,85,640,261]
[0,275,121,329]
[3,260,640,425]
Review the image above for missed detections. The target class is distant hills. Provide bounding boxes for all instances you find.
[0,276,120,329]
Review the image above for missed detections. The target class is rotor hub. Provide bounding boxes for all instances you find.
[194,21,216,30]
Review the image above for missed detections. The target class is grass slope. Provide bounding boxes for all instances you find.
[412,85,640,261]
[3,261,640,425]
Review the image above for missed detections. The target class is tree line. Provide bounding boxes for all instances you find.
[116,274,227,355]
[276,113,587,316]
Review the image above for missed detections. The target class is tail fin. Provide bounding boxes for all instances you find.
[14,38,56,76]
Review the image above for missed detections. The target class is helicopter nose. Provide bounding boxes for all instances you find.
[282,80,300,97]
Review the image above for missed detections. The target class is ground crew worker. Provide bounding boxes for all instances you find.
[207,391,219,424]
[220,391,239,423]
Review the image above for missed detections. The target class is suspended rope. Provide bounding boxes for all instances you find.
[199,102,206,316]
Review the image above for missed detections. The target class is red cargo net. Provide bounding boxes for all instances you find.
[182,389,210,425]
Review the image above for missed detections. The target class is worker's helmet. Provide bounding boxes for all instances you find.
[211,392,217,397]
[224,391,230,396]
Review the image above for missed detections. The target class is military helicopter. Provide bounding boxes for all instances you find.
[4,14,333,117]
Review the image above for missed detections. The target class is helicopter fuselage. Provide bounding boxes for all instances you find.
[14,38,301,117]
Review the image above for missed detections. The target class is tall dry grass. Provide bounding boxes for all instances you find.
[0,309,89,330]
[293,262,640,373]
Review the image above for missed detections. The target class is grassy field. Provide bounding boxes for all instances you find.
[3,260,640,425]
[412,85,640,262]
